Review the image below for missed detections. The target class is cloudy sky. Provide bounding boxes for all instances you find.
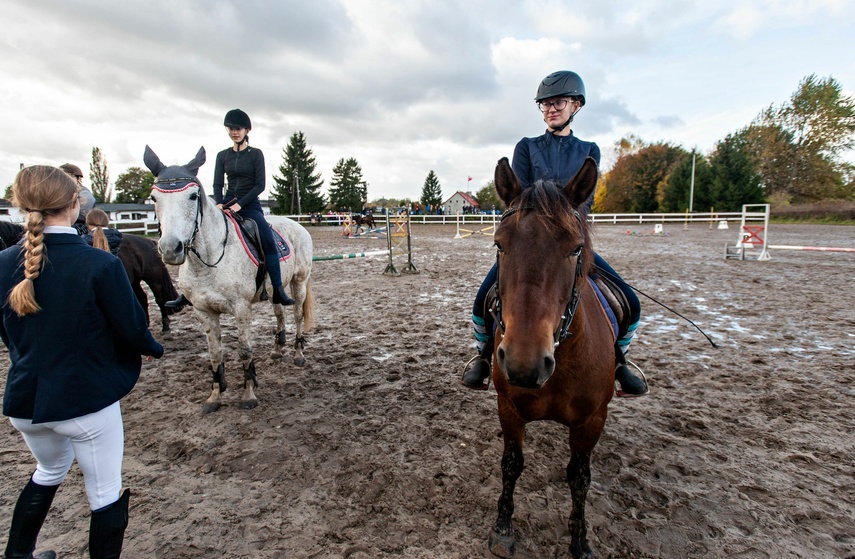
[1,0,853,203]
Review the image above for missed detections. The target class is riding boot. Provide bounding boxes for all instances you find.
[4,478,59,559]
[461,338,494,390]
[614,348,649,397]
[164,294,192,309]
[88,489,130,559]
[272,285,296,306]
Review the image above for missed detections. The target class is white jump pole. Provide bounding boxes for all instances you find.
[767,245,855,253]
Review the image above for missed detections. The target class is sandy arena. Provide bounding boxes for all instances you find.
[1,222,853,559]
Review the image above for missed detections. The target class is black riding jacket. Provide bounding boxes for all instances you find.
[212,146,265,209]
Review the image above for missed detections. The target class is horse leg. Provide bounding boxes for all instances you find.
[567,450,594,559]
[131,282,150,327]
[235,311,258,410]
[271,304,286,360]
[489,414,526,558]
[198,311,225,414]
[290,278,308,367]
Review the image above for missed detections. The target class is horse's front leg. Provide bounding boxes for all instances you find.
[489,410,526,558]
[567,450,594,559]
[197,310,225,414]
[235,310,258,410]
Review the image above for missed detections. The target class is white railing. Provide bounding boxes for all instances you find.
[297,211,744,226]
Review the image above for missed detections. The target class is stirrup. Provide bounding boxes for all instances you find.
[615,359,649,398]
[460,355,492,391]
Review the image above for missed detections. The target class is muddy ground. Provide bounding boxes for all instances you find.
[1,222,853,559]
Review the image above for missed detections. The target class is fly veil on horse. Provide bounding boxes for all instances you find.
[0,220,181,333]
[144,146,315,413]
[484,157,615,559]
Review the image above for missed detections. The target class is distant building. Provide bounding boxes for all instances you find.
[443,191,480,215]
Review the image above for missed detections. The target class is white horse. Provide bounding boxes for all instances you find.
[144,146,315,413]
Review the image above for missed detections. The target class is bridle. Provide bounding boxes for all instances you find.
[152,177,228,268]
[492,204,585,347]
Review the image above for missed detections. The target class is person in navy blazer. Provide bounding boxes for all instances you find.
[0,165,163,559]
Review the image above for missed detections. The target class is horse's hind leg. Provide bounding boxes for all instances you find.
[567,450,594,559]
[489,414,526,558]
[288,277,310,367]
[272,304,286,360]
[235,311,258,410]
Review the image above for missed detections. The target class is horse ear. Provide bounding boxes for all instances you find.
[186,147,206,175]
[563,157,599,208]
[143,145,166,176]
[494,157,521,206]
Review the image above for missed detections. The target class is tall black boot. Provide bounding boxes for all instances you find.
[164,294,192,309]
[88,489,130,559]
[461,337,494,390]
[614,347,649,397]
[4,478,59,559]
[272,284,296,306]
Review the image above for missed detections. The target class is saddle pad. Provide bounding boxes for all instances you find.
[226,213,292,266]
[588,277,619,342]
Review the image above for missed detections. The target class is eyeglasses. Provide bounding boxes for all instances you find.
[537,98,573,113]
[75,175,84,181]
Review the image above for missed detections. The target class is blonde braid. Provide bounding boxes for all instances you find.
[8,211,46,316]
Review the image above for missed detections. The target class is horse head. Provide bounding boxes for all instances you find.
[492,156,598,389]
[144,145,207,265]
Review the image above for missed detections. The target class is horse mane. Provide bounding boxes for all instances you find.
[510,181,594,277]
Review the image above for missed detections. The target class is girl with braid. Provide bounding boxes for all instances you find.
[0,166,163,559]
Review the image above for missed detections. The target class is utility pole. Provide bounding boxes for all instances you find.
[689,151,696,213]
[292,169,301,216]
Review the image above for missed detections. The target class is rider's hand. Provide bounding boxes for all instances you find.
[229,203,242,213]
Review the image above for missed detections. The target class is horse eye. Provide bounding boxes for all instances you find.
[494,242,504,253]
[150,194,157,203]
[188,192,198,201]
[570,246,583,258]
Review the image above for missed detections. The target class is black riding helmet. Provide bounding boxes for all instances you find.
[535,71,586,106]
[224,109,252,130]
[536,71,586,132]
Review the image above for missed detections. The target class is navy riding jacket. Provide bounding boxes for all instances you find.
[212,146,266,210]
[0,233,163,423]
[512,131,601,216]
[82,227,123,256]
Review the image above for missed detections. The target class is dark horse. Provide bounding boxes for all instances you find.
[353,213,376,232]
[486,157,615,559]
[0,221,182,333]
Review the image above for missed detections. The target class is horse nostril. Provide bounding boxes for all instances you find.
[175,240,184,253]
[543,354,555,374]
[497,346,505,365]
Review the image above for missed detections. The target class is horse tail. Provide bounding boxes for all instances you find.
[160,264,182,315]
[302,279,316,331]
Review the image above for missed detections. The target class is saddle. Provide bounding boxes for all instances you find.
[591,269,632,342]
[225,213,293,301]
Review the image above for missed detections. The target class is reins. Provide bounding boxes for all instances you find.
[152,178,228,268]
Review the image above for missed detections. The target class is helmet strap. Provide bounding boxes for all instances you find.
[547,107,580,133]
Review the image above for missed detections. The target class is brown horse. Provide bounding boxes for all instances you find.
[353,213,376,232]
[486,157,615,559]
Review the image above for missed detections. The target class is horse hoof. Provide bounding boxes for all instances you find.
[293,356,306,367]
[488,530,515,558]
[239,399,258,410]
[202,402,220,414]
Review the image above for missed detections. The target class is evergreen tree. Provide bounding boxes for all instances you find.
[113,167,154,203]
[271,131,326,214]
[328,157,368,211]
[420,170,443,208]
[89,147,111,203]
[659,151,714,213]
[708,133,764,211]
